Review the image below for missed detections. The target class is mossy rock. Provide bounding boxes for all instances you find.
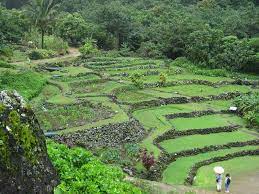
[0,90,59,193]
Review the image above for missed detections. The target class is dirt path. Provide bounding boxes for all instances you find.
[13,47,80,67]
[230,170,259,194]
[125,176,218,194]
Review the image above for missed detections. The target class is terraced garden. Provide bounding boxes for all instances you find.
[2,55,258,193]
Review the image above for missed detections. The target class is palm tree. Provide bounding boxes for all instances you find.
[27,0,60,49]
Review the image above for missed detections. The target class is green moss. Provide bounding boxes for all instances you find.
[0,128,11,169]
[0,103,5,113]
[8,110,39,163]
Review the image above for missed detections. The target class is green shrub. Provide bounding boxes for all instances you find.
[24,29,68,55]
[234,93,259,127]
[137,41,163,58]
[186,26,255,71]
[130,73,144,89]
[159,73,167,86]
[79,39,99,57]
[0,60,14,69]
[0,45,13,61]
[249,37,259,52]
[124,143,140,158]
[28,49,56,60]
[44,35,68,55]
[47,141,142,194]
[0,71,47,99]
[23,28,41,48]
[56,13,90,46]
[100,148,121,164]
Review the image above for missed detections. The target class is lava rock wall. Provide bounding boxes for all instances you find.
[0,91,59,194]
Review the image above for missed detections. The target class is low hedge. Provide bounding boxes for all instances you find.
[28,49,57,60]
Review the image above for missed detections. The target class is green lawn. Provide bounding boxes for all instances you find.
[0,71,47,100]
[195,156,259,189]
[160,130,256,153]
[133,100,234,157]
[50,66,93,77]
[169,114,245,131]
[142,74,234,84]
[156,84,253,97]
[162,146,259,185]
[47,95,76,105]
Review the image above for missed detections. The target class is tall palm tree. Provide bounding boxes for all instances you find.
[27,0,60,49]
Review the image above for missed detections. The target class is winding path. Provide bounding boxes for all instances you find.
[231,171,259,194]
[13,47,80,66]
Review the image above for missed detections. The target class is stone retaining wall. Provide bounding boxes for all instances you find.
[143,79,259,89]
[148,139,259,181]
[131,92,243,111]
[52,119,146,149]
[165,110,232,119]
[154,125,240,144]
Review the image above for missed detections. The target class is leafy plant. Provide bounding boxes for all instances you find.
[47,141,142,194]
[28,49,56,60]
[234,93,259,127]
[79,39,99,57]
[141,150,155,171]
[159,73,167,86]
[42,35,68,55]
[124,143,140,158]
[130,73,144,89]
[100,148,121,164]
[0,71,46,99]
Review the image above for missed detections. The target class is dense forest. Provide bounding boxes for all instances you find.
[1,0,258,71]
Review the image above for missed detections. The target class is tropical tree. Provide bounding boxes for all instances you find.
[27,0,60,49]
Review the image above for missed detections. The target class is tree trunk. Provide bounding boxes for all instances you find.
[41,28,44,49]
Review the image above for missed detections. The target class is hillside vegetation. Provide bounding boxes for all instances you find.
[0,0,259,194]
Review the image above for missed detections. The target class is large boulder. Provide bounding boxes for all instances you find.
[0,91,59,194]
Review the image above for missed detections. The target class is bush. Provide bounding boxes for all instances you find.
[186,27,256,71]
[0,71,46,99]
[47,141,142,194]
[213,36,256,71]
[0,60,15,69]
[24,29,68,55]
[28,49,56,60]
[249,37,259,52]
[159,73,167,86]
[56,13,90,46]
[0,45,13,61]
[44,35,68,55]
[130,73,144,89]
[234,93,259,127]
[124,143,140,158]
[137,41,164,58]
[79,39,99,57]
[171,57,230,77]
[100,148,121,164]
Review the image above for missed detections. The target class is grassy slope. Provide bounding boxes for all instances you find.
[0,71,47,99]
[162,145,259,185]
[160,130,256,153]
[156,84,254,97]
[169,114,245,131]
[133,100,233,157]
[195,156,259,189]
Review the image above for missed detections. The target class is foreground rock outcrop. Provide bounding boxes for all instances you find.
[0,91,59,194]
